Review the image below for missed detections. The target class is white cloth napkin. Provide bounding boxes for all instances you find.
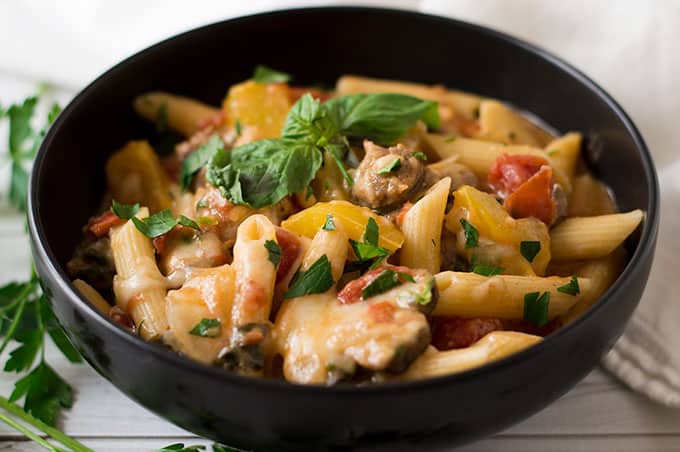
[1,0,679,406]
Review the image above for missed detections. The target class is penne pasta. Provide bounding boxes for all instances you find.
[72,278,111,315]
[105,140,172,213]
[400,177,451,273]
[133,91,221,138]
[424,133,572,192]
[392,332,542,381]
[477,100,554,147]
[550,210,644,261]
[299,225,349,284]
[110,207,169,340]
[433,271,590,319]
[568,173,617,217]
[545,132,582,181]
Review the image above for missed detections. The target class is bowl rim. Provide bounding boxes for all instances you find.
[28,5,660,395]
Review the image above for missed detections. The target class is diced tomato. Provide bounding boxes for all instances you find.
[152,225,196,255]
[488,153,549,198]
[274,227,301,283]
[504,166,555,225]
[87,211,126,238]
[430,316,504,350]
[337,264,419,304]
[395,202,413,229]
[288,86,332,103]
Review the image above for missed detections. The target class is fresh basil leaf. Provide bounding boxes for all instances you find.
[364,218,379,246]
[324,93,440,145]
[264,240,282,266]
[362,269,403,299]
[284,255,334,299]
[523,291,550,327]
[111,200,140,220]
[460,218,479,248]
[281,94,334,144]
[178,215,200,231]
[324,144,354,187]
[557,276,580,296]
[207,139,322,208]
[189,319,221,338]
[472,264,504,276]
[180,135,223,191]
[520,241,541,263]
[412,151,428,161]
[376,157,401,175]
[322,213,336,231]
[131,209,178,238]
[252,65,292,84]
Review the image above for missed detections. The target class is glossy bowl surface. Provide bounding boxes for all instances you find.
[28,7,659,451]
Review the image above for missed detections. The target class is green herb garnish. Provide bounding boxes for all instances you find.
[364,218,379,245]
[235,118,242,136]
[111,200,140,220]
[264,240,282,267]
[444,136,457,143]
[520,241,541,263]
[252,65,292,83]
[376,157,402,175]
[472,264,504,276]
[547,149,560,156]
[284,255,334,299]
[412,151,428,161]
[397,272,416,283]
[557,276,580,296]
[523,291,550,327]
[180,135,223,191]
[322,213,336,231]
[361,269,404,299]
[131,209,178,238]
[178,215,200,231]
[189,319,221,338]
[460,218,479,248]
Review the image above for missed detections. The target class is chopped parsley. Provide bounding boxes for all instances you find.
[129,209,202,238]
[235,119,242,136]
[111,200,140,220]
[412,151,428,161]
[520,241,541,263]
[398,272,416,283]
[189,318,221,338]
[376,157,402,175]
[444,136,457,143]
[523,291,550,327]
[364,218,379,245]
[348,218,389,272]
[557,276,580,296]
[284,255,334,299]
[361,269,403,299]
[177,215,200,231]
[322,213,336,231]
[460,218,479,248]
[252,65,292,84]
[472,264,504,276]
[264,240,281,267]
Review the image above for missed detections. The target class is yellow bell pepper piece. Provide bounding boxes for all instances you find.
[281,201,404,252]
[445,185,551,275]
[223,80,291,141]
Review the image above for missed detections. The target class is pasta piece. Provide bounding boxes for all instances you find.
[424,133,571,192]
[391,332,542,380]
[477,100,554,147]
[72,278,111,315]
[400,177,451,273]
[568,173,617,217]
[110,207,169,340]
[545,132,582,181]
[433,271,590,319]
[336,75,483,119]
[560,247,626,324]
[105,140,172,213]
[299,225,349,283]
[165,265,235,364]
[133,91,221,138]
[550,210,644,261]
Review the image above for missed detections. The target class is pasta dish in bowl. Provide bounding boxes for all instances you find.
[67,69,644,385]
[27,7,658,450]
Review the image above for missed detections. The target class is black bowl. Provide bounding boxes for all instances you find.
[28,7,659,451]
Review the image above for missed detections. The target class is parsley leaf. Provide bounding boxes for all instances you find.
[264,240,281,266]
[111,200,140,220]
[376,157,401,175]
[523,291,550,327]
[412,151,428,161]
[362,269,404,299]
[350,240,390,262]
[9,361,73,426]
[180,135,223,191]
[520,241,541,263]
[252,65,292,83]
[557,276,580,296]
[235,119,242,137]
[189,319,221,338]
[178,215,200,231]
[397,272,416,283]
[284,255,334,299]
[364,218,379,246]
[460,218,479,248]
[472,264,504,276]
[322,213,336,231]
[131,209,178,237]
